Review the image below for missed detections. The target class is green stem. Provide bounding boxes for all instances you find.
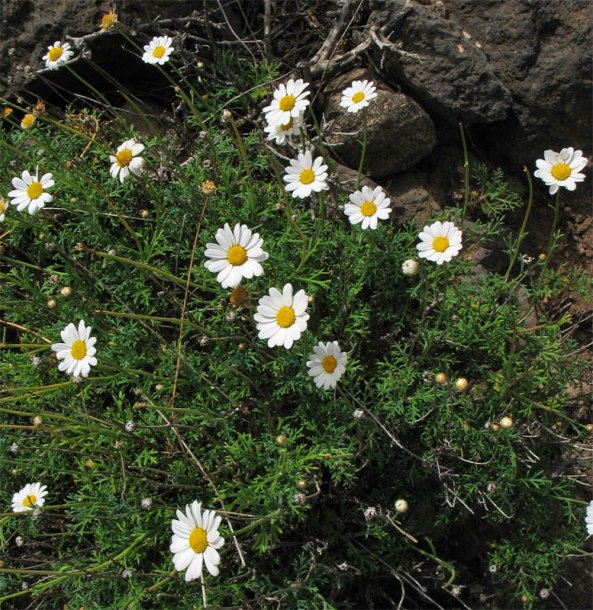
[459,123,470,219]
[356,109,368,189]
[504,167,534,282]
[540,191,562,274]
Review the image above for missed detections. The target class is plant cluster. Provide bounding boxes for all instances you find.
[0,23,591,610]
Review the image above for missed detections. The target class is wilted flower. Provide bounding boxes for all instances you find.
[20,114,36,129]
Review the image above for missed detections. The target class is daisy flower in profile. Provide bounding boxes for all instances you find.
[344,185,392,230]
[586,500,593,537]
[283,150,329,199]
[42,41,74,70]
[12,482,48,513]
[263,78,310,126]
[170,500,225,582]
[340,80,377,114]
[21,113,36,129]
[51,320,97,378]
[142,35,174,65]
[307,341,348,390]
[0,196,7,222]
[8,167,54,215]
[534,148,588,195]
[264,115,302,145]
[204,223,269,289]
[416,221,463,265]
[254,283,309,349]
[109,139,145,183]
[100,11,118,31]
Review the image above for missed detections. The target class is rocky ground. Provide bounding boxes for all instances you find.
[1,0,591,607]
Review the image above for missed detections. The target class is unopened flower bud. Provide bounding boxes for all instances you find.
[15,536,24,547]
[435,372,448,385]
[140,210,150,218]
[500,416,513,429]
[60,286,72,297]
[32,416,42,427]
[402,259,420,276]
[363,506,377,520]
[276,434,287,447]
[125,420,136,433]
[47,299,56,309]
[141,497,152,509]
[395,499,409,514]
[454,377,469,392]
[297,479,307,490]
[353,408,364,419]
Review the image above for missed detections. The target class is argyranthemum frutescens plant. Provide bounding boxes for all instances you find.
[0,56,591,610]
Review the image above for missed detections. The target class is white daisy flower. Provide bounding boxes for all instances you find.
[8,167,54,215]
[340,80,377,114]
[416,221,463,265]
[42,41,74,70]
[263,78,310,126]
[12,482,48,513]
[306,341,348,390]
[204,223,269,289]
[534,148,588,195]
[142,35,174,65]
[254,283,310,349]
[283,150,329,199]
[109,139,145,183]
[586,500,593,537]
[264,115,302,145]
[0,196,7,222]
[21,113,36,129]
[344,185,392,229]
[170,500,225,582]
[51,320,97,378]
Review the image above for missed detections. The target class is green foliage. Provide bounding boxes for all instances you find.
[0,46,590,610]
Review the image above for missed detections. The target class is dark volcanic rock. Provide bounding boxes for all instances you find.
[444,0,593,165]
[324,69,437,179]
[372,0,513,125]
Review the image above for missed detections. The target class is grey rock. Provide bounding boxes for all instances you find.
[324,69,437,179]
[373,0,513,124]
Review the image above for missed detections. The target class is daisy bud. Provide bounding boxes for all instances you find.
[293,493,306,505]
[122,569,132,579]
[141,497,152,509]
[200,180,216,195]
[222,108,232,122]
[38,232,46,240]
[585,423,593,432]
[539,589,550,600]
[197,61,204,69]
[500,416,513,429]
[60,286,72,297]
[521,594,529,603]
[491,423,500,432]
[10,442,19,454]
[238,342,246,351]
[114,440,123,450]
[32,416,42,427]
[155,383,164,391]
[363,506,377,520]
[85,458,96,469]
[276,434,287,447]
[454,377,469,392]
[353,408,364,419]
[402,259,420,276]
[125,421,136,433]
[140,209,150,218]
[198,335,209,347]
[395,499,409,514]
[488,564,497,573]
[297,480,307,490]
[487,482,497,493]
[15,536,24,547]
[451,586,462,597]
[47,299,56,309]
[307,294,315,304]
[435,372,448,385]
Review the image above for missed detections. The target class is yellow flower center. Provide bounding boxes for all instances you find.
[432,236,450,253]
[280,118,294,131]
[48,47,63,62]
[0,199,5,213]
[279,95,296,112]
[71,339,87,360]
[360,201,377,217]
[352,91,365,103]
[21,114,36,129]
[26,181,43,200]
[550,162,571,181]
[227,244,248,266]
[276,306,296,328]
[116,148,133,167]
[299,168,315,185]
[101,12,117,30]
[153,45,167,59]
[23,495,37,507]
[322,355,338,373]
[189,527,208,553]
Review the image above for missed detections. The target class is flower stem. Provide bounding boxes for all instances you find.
[504,167,534,281]
[356,109,369,189]
[459,123,470,219]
